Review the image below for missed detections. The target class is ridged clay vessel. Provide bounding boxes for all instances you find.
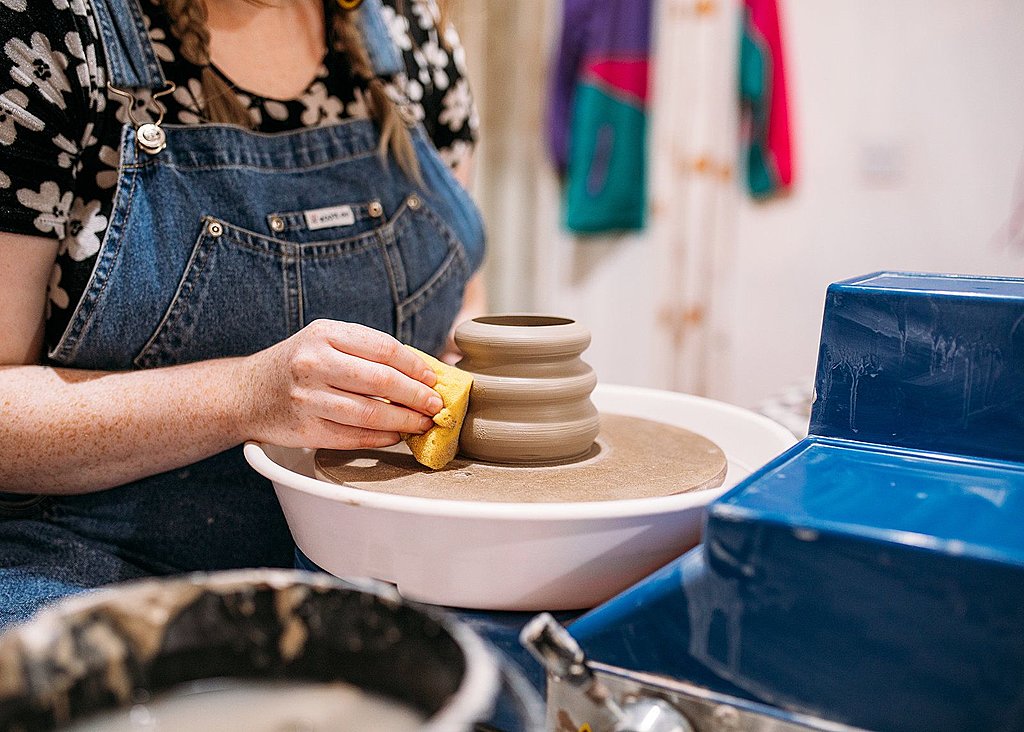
[454,315,600,464]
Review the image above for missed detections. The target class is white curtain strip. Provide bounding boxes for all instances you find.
[648,0,742,395]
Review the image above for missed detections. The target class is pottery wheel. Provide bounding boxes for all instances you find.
[314,414,727,503]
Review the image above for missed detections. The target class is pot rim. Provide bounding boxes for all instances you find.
[454,313,591,358]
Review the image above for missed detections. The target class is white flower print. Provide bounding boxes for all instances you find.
[0,89,43,145]
[2,0,27,11]
[264,99,289,121]
[438,77,471,129]
[53,0,90,15]
[235,93,262,127]
[64,32,89,88]
[438,138,472,170]
[393,78,425,123]
[413,48,430,86]
[47,262,69,319]
[79,120,97,149]
[345,87,368,119]
[63,31,102,111]
[87,41,106,113]
[383,76,424,122]
[405,78,424,104]
[62,197,108,261]
[5,32,72,110]
[172,77,204,124]
[0,169,10,188]
[421,39,450,90]
[52,122,97,174]
[95,145,119,189]
[53,134,76,169]
[144,15,175,63]
[381,6,413,52]
[449,31,468,74]
[16,181,72,237]
[410,0,437,30]
[300,82,343,126]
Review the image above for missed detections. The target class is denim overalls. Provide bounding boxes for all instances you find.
[0,0,484,627]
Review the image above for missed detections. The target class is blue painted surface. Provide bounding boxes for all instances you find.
[810,271,1024,463]
[570,272,1024,732]
[719,439,1024,563]
[844,271,1024,298]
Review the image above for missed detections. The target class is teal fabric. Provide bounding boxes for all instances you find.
[740,29,774,198]
[738,0,794,198]
[746,143,776,198]
[565,84,647,233]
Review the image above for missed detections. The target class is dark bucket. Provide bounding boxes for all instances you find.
[0,570,509,731]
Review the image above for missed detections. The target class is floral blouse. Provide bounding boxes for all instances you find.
[0,0,478,352]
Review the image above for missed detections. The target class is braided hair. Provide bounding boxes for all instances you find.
[160,0,420,179]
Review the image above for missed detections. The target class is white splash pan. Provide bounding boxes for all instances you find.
[244,384,796,611]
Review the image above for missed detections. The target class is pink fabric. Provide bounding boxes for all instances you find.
[584,59,650,105]
[747,0,794,187]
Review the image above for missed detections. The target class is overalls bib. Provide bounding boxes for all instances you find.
[0,0,484,626]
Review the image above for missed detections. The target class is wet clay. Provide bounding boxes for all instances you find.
[314,414,727,503]
[453,315,600,464]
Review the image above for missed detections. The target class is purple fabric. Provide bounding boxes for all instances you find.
[547,0,653,173]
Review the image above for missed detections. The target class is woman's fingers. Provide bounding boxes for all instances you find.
[241,320,446,449]
[312,389,435,435]
[317,349,442,417]
[316,320,437,387]
[314,420,402,450]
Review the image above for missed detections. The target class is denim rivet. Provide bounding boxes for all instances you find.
[136,123,166,154]
[269,215,285,233]
[407,194,421,210]
[207,220,223,237]
[368,200,384,218]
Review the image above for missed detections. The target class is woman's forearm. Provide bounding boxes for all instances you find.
[0,357,251,494]
[0,319,443,495]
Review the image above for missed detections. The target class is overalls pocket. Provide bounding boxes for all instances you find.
[387,194,470,354]
[46,159,141,368]
[133,213,396,368]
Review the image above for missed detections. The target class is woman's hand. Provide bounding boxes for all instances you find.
[239,319,442,450]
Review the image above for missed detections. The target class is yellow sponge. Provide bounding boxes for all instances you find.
[403,346,473,470]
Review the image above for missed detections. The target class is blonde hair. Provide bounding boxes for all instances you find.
[161,0,419,179]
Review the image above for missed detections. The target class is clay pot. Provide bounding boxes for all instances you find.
[454,315,600,464]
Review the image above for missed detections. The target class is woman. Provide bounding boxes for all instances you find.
[0,0,484,626]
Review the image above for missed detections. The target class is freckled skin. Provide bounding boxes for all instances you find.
[0,327,446,494]
[1,359,247,493]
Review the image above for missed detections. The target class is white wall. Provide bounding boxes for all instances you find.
[460,0,1024,408]
[728,0,1024,406]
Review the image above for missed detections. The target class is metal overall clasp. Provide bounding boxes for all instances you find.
[106,81,177,155]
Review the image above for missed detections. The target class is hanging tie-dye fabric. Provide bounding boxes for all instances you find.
[548,0,652,233]
[740,0,794,197]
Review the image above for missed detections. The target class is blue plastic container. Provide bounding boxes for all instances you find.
[570,272,1024,732]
